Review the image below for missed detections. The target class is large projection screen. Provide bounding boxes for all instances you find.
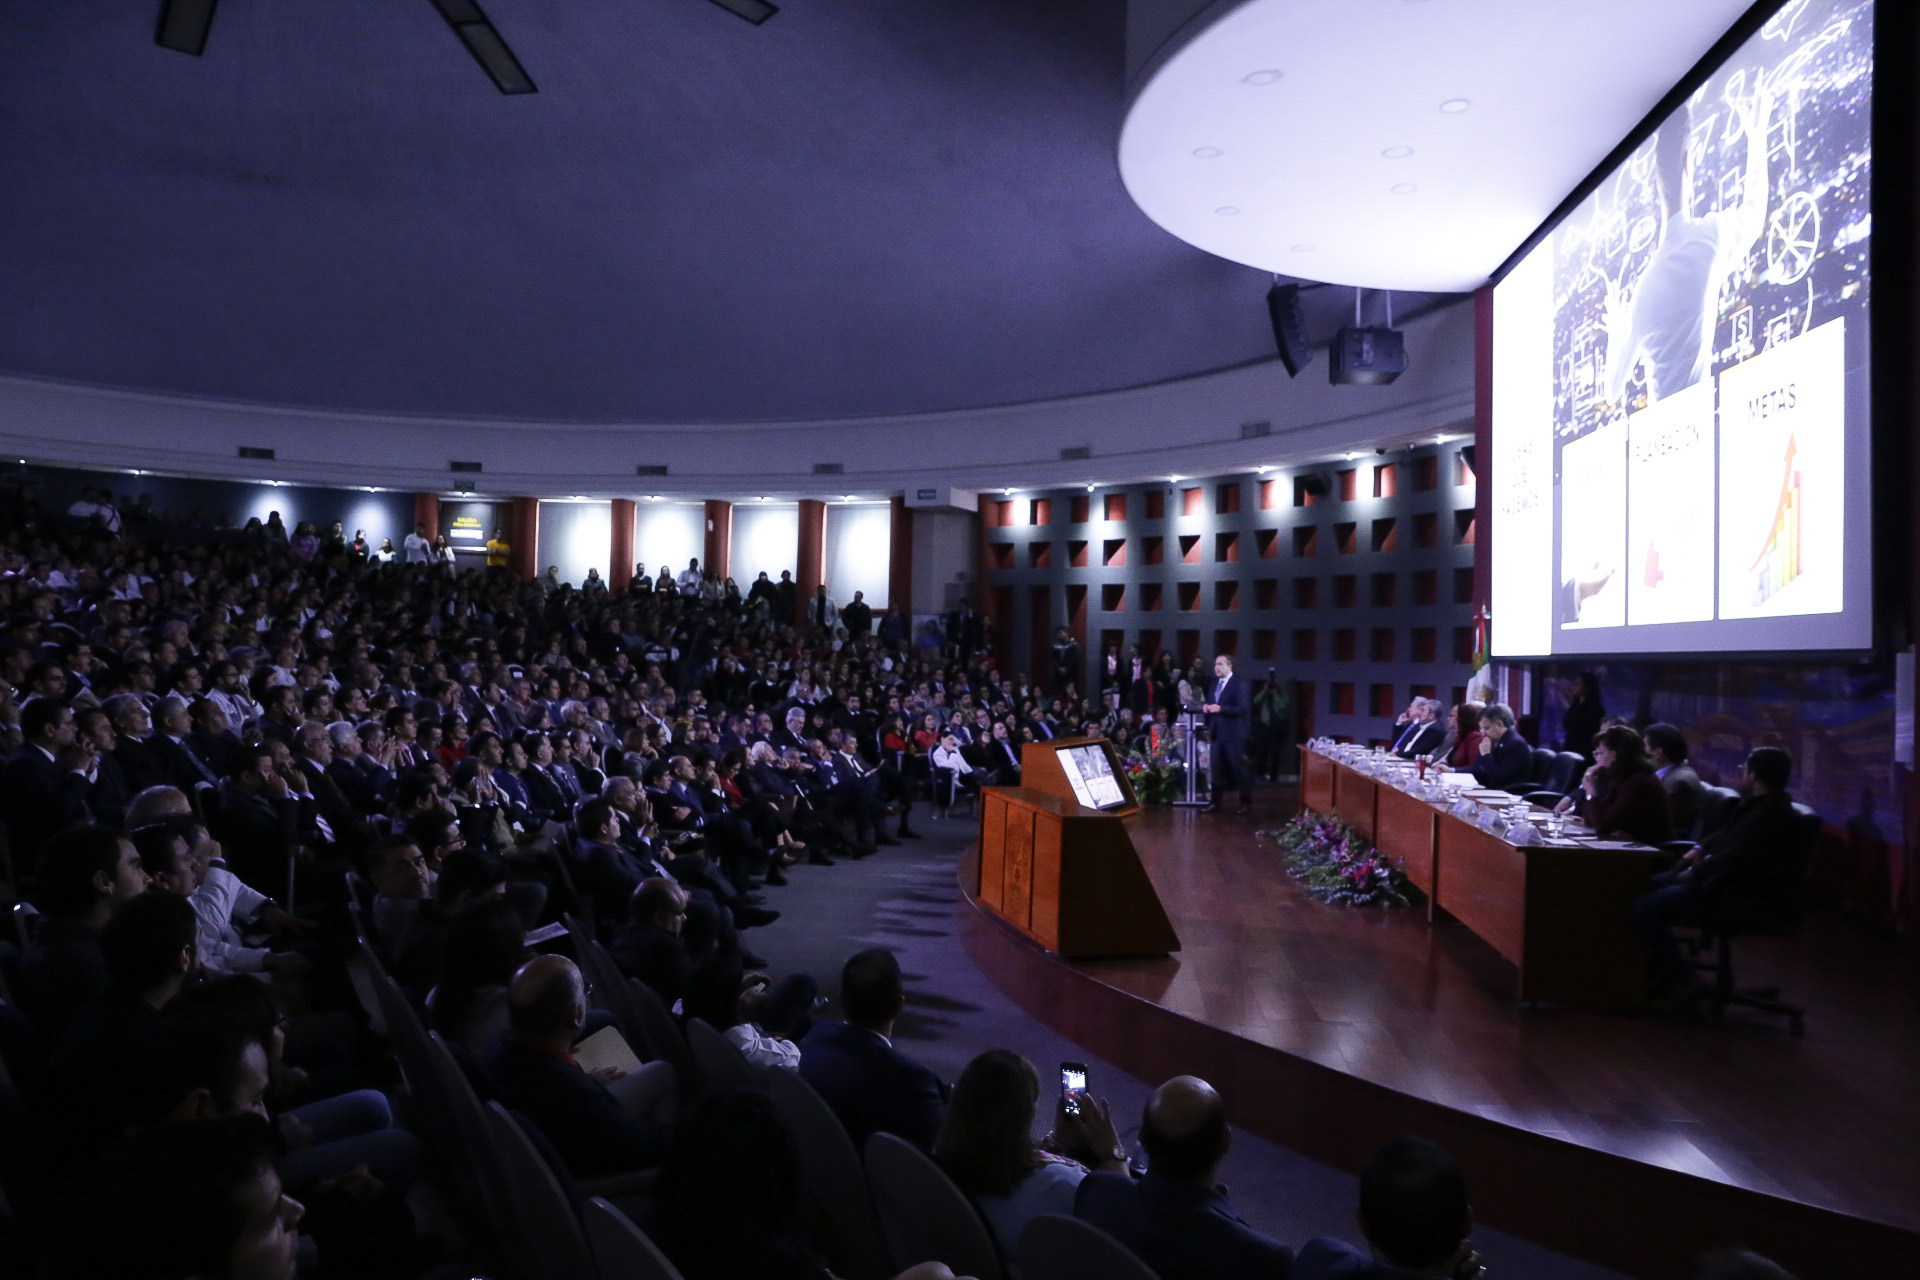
[1492,0,1874,657]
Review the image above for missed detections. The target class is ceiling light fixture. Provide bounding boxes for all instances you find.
[1439,98,1470,113]
[1242,69,1282,86]
[1215,206,1240,216]
[1291,243,1313,252]
[155,0,218,56]
[429,0,537,94]
[1382,146,1414,159]
[1257,466,1271,474]
[1391,183,1417,194]
[706,0,778,22]
[1192,146,1223,159]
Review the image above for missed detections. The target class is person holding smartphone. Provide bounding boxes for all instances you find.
[933,1050,1130,1270]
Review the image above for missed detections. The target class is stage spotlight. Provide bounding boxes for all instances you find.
[1329,288,1405,385]
[156,0,219,55]
[707,0,778,22]
[1266,283,1313,377]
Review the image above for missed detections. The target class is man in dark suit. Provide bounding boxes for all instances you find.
[609,878,711,1009]
[487,955,673,1178]
[799,948,945,1152]
[293,723,374,855]
[208,743,301,899]
[103,693,169,795]
[1076,1075,1294,1280]
[77,706,133,830]
[151,695,222,792]
[1644,722,1704,839]
[1202,654,1252,814]
[1631,747,1801,1000]
[1467,703,1532,792]
[1388,698,1446,761]
[1293,1138,1484,1280]
[1,700,94,874]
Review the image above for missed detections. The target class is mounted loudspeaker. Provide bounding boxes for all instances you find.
[1266,283,1313,377]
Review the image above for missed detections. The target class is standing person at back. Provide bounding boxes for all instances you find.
[403,522,433,565]
[1202,654,1252,815]
[799,947,946,1151]
[1645,722,1703,838]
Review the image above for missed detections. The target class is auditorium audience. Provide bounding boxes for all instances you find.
[1076,1074,1295,1280]
[0,479,1805,1278]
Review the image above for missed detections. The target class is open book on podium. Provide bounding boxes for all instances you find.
[971,737,1178,959]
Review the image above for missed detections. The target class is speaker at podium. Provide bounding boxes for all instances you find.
[971,737,1179,959]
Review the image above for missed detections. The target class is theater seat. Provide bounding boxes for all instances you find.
[584,1197,684,1280]
[1693,785,1743,841]
[766,1068,891,1280]
[864,1131,1006,1280]
[1527,747,1557,785]
[1543,751,1586,794]
[1020,1214,1159,1280]
[685,1018,764,1094]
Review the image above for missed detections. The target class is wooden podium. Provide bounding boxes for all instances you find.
[972,738,1179,959]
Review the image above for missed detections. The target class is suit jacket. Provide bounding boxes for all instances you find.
[157,734,222,791]
[1292,1236,1417,1280]
[798,1019,945,1153]
[0,745,92,870]
[1660,764,1704,838]
[209,785,301,897]
[1469,732,1533,792]
[1205,674,1248,747]
[1389,721,1444,761]
[1695,791,1804,917]
[111,736,170,795]
[576,838,665,912]
[188,729,239,779]
[1075,1170,1294,1280]
[300,755,374,850]
[487,1038,667,1177]
[327,757,383,814]
[88,751,133,830]
[609,923,695,1008]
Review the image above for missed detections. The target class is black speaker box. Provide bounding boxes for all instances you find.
[1266,283,1313,377]
[1329,325,1406,385]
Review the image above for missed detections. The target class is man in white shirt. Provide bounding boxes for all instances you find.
[676,557,702,597]
[403,523,433,565]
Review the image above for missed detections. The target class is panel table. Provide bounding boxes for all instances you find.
[1301,747,1659,1008]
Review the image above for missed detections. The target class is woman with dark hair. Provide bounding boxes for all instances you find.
[934,1049,1129,1269]
[1576,725,1672,846]
[1563,672,1606,757]
[1442,704,1484,769]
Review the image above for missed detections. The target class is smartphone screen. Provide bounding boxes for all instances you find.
[1060,1061,1088,1114]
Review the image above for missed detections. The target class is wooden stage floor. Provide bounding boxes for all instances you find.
[961,800,1920,1279]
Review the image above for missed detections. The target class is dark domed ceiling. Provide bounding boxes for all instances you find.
[0,0,1318,424]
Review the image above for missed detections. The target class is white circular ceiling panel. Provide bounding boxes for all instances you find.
[1119,0,1755,292]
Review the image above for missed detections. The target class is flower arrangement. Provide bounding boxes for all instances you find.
[1124,735,1187,805]
[1259,812,1412,907]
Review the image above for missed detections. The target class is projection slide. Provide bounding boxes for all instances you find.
[1491,0,1874,655]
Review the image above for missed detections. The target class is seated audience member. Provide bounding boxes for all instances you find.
[930,731,982,818]
[1466,703,1531,792]
[611,877,706,1008]
[1076,1075,1294,1280]
[1437,704,1483,770]
[1,699,93,874]
[16,825,150,1045]
[427,895,530,1055]
[1631,747,1799,1003]
[1294,1137,1484,1280]
[1388,698,1444,761]
[935,1049,1130,1266]
[649,1089,965,1280]
[211,742,302,899]
[1645,722,1704,838]
[42,1114,303,1280]
[166,975,420,1194]
[682,949,816,1072]
[800,947,946,1152]
[1564,725,1670,846]
[366,835,439,988]
[486,955,674,1177]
